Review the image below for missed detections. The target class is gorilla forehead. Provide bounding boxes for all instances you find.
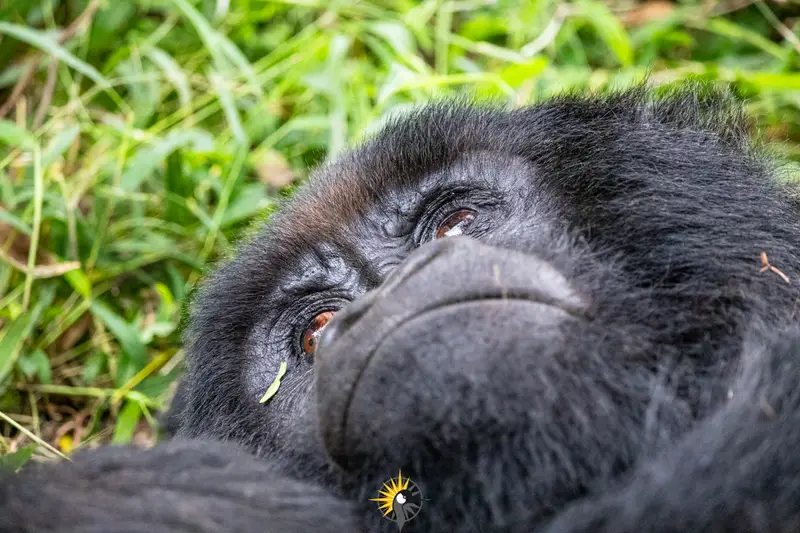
[242,150,537,301]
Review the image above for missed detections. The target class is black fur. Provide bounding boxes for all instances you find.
[6,82,800,533]
[0,440,355,533]
[544,328,800,533]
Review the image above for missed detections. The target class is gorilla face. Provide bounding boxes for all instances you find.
[312,153,593,483]
[174,85,800,532]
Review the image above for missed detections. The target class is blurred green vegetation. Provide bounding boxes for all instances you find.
[0,0,799,463]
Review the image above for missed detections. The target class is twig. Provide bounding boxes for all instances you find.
[707,0,758,17]
[0,0,102,119]
[33,59,59,129]
[0,63,37,119]
[760,251,790,284]
[521,5,571,58]
[0,410,68,461]
[57,0,103,43]
[754,0,800,55]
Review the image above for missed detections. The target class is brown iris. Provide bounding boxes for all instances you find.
[435,209,476,239]
[302,311,335,355]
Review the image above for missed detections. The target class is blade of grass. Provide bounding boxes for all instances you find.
[111,400,142,444]
[22,146,43,310]
[111,349,176,404]
[209,71,247,146]
[169,0,262,96]
[0,283,56,386]
[0,22,110,89]
[0,411,67,460]
[90,300,148,385]
[120,129,214,191]
[0,119,37,150]
[145,47,192,110]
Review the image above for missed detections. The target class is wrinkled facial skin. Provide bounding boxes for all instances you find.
[171,84,800,533]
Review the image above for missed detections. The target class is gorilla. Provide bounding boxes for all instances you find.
[3,82,800,533]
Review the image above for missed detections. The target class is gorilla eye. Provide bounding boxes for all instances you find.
[436,209,477,239]
[302,311,335,356]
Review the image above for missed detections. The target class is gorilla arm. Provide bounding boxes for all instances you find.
[543,329,800,533]
[0,440,355,533]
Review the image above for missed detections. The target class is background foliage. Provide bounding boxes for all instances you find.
[0,0,799,465]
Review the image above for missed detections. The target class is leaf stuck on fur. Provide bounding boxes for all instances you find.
[259,361,287,404]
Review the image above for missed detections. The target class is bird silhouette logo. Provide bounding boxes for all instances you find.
[370,471,424,531]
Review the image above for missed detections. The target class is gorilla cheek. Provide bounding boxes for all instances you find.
[316,299,572,470]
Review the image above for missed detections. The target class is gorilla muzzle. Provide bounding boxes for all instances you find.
[314,236,587,470]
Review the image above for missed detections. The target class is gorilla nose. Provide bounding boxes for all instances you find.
[314,236,587,470]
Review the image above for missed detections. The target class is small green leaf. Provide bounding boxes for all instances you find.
[0,284,55,385]
[82,351,106,383]
[259,361,287,404]
[0,444,36,473]
[154,283,176,321]
[220,183,272,229]
[133,362,183,399]
[0,119,36,150]
[17,349,51,384]
[0,318,31,384]
[0,207,32,235]
[64,269,92,300]
[112,400,142,444]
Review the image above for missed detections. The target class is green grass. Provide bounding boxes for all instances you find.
[0,0,799,465]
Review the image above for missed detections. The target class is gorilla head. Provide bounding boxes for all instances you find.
[171,83,800,532]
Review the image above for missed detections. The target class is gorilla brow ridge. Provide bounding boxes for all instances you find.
[266,80,757,252]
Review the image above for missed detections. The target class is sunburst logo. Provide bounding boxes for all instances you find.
[370,471,423,531]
